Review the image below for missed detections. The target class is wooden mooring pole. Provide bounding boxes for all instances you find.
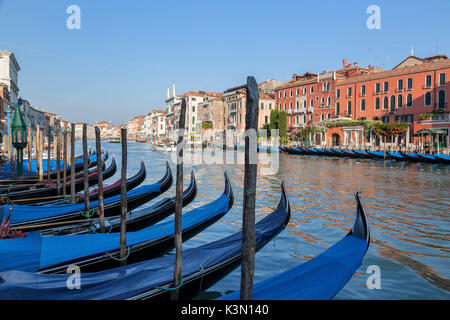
[70,123,76,203]
[119,128,128,265]
[95,126,105,233]
[171,97,186,300]
[27,128,31,173]
[47,129,52,181]
[56,121,61,195]
[37,125,43,182]
[83,124,89,215]
[63,123,68,196]
[240,76,259,300]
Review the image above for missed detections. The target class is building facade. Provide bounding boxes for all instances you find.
[0,50,20,105]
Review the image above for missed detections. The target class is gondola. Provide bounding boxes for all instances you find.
[313,148,327,156]
[387,151,406,161]
[218,191,370,300]
[416,153,440,164]
[0,171,232,274]
[400,152,421,162]
[366,150,390,160]
[3,162,173,231]
[29,160,146,205]
[0,157,117,205]
[42,170,198,236]
[330,148,345,157]
[353,149,371,159]
[305,148,320,156]
[321,148,336,156]
[0,153,107,192]
[0,181,289,300]
[433,153,450,164]
[341,149,360,158]
[0,153,104,184]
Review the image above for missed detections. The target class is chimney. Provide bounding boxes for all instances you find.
[342,59,347,68]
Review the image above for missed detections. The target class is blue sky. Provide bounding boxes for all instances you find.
[0,0,449,125]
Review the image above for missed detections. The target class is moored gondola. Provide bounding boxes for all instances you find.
[416,153,440,164]
[3,162,173,231]
[342,149,360,158]
[387,151,406,161]
[0,180,289,300]
[400,152,421,162]
[433,153,450,164]
[0,171,232,274]
[217,191,370,300]
[366,150,390,160]
[0,157,117,205]
[42,169,198,235]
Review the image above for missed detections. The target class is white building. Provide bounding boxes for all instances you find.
[142,110,166,143]
[0,50,20,105]
[20,99,46,131]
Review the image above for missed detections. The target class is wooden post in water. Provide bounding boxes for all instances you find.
[240,76,259,300]
[119,128,128,265]
[63,123,68,196]
[83,124,90,215]
[70,123,76,203]
[38,128,43,181]
[95,126,105,233]
[47,129,52,181]
[27,128,31,173]
[171,98,186,300]
[56,121,61,195]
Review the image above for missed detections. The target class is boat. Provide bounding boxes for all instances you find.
[108,137,121,144]
[0,171,232,274]
[341,149,360,158]
[387,151,406,161]
[330,148,345,157]
[416,153,440,164]
[366,150,390,160]
[0,181,289,300]
[0,157,117,205]
[217,191,370,300]
[42,170,198,236]
[433,153,450,164]
[29,160,146,205]
[3,162,173,231]
[353,149,371,159]
[400,152,421,162]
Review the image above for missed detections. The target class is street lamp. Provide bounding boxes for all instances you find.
[11,99,28,177]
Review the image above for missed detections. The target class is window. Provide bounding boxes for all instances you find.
[303,101,307,109]
[425,75,432,88]
[375,97,380,110]
[382,116,389,123]
[192,116,195,124]
[383,81,389,93]
[383,96,389,109]
[278,91,281,98]
[284,91,287,98]
[336,102,340,115]
[192,106,195,112]
[373,116,380,121]
[269,103,272,110]
[439,73,446,86]
[303,87,307,95]
[406,114,413,123]
[265,116,268,124]
[321,97,325,107]
[321,114,324,121]
[390,95,396,111]
[397,79,403,91]
[425,92,432,106]
[347,101,352,115]
[296,89,299,95]
[438,90,446,109]
[361,99,366,111]
[395,115,403,122]
[284,103,286,110]
[327,113,330,119]
[398,95,403,108]
[310,86,314,93]
[406,93,413,107]
[361,85,366,96]
[407,78,413,90]
[289,102,292,109]
[375,83,381,93]
[310,99,314,107]
[327,96,331,106]
[296,101,299,109]
[260,102,264,110]
[347,87,352,97]
[290,90,293,97]
[336,89,341,99]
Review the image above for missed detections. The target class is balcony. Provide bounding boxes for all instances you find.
[307,107,314,113]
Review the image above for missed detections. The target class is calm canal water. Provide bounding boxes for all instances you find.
[77,141,450,300]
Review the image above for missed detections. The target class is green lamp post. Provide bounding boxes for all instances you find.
[11,100,28,178]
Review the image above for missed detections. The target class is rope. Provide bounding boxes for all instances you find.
[197,255,211,295]
[80,208,95,218]
[89,219,113,234]
[154,277,184,291]
[105,247,130,261]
